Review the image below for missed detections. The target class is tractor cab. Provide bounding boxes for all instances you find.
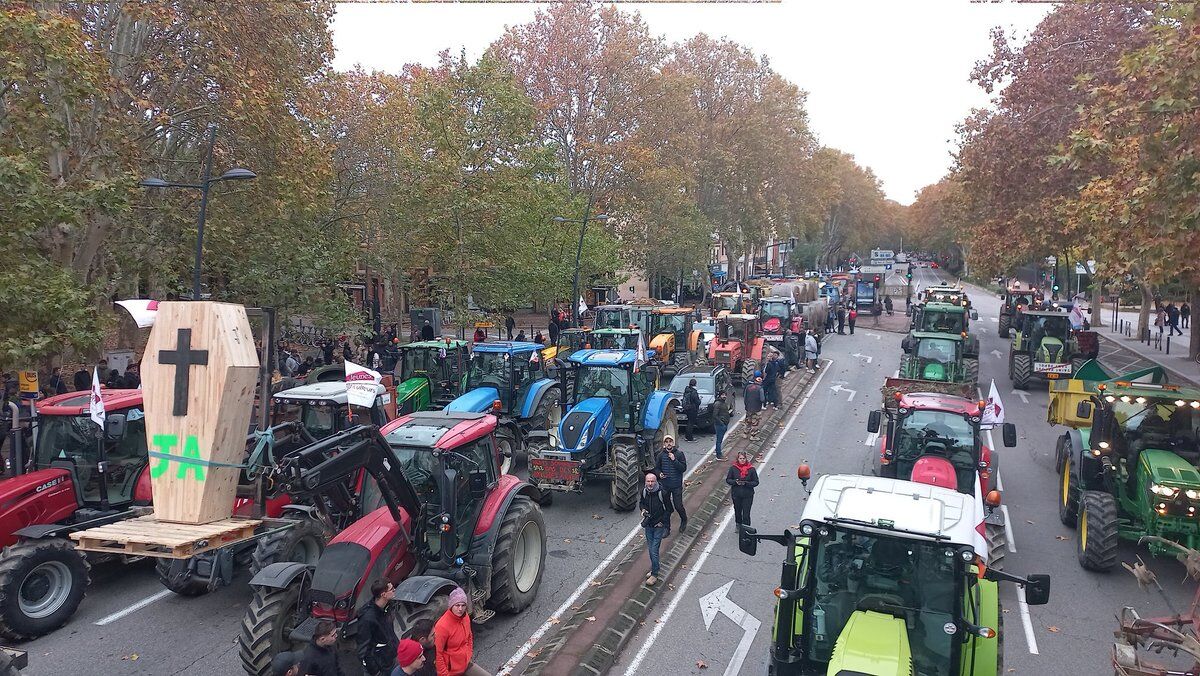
[738,474,1050,676]
[901,333,968,384]
[708,313,765,385]
[649,307,699,372]
[710,292,748,318]
[271,382,394,445]
[591,328,643,352]
[920,286,970,308]
[459,342,548,416]
[1009,309,1090,388]
[543,327,592,364]
[758,297,803,367]
[395,339,470,412]
[592,305,632,330]
[908,301,973,336]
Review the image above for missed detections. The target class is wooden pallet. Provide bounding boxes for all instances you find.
[69,515,262,559]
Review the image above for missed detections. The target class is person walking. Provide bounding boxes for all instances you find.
[884,295,894,316]
[847,307,858,335]
[826,306,835,334]
[1156,307,1166,337]
[433,587,488,676]
[682,378,701,442]
[713,390,731,460]
[836,305,846,334]
[1167,303,1183,337]
[640,472,670,586]
[804,331,819,374]
[1183,302,1191,329]
[763,353,780,409]
[548,317,560,347]
[47,368,68,395]
[726,451,760,527]
[393,639,427,675]
[743,374,764,441]
[357,580,400,676]
[300,620,344,676]
[505,313,516,340]
[655,435,688,533]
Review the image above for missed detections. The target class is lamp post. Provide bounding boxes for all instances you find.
[554,209,609,328]
[140,126,257,300]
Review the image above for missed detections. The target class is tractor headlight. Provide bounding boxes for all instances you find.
[1151,483,1179,498]
[577,432,589,448]
[1186,489,1200,501]
[800,523,814,536]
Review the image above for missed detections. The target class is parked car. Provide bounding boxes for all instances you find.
[668,365,734,431]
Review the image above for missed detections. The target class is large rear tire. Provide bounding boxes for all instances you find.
[1077,491,1119,572]
[898,354,913,378]
[1010,353,1032,390]
[653,409,679,449]
[488,496,546,614]
[741,358,758,386]
[525,439,555,506]
[0,538,90,641]
[671,351,691,374]
[998,314,1011,338]
[1058,446,1080,527]
[250,517,331,577]
[985,521,1006,571]
[963,357,980,388]
[238,579,306,675]
[609,442,641,512]
[532,386,561,434]
[393,594,448,640]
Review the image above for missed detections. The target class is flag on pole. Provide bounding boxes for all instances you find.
[89,367,106,429]
[344,360,382,410]
[634,330,648,372]
[115,299,159,328]
[578,295,588,318]
[980,379,1004,428]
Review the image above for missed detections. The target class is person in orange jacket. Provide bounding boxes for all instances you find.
[433,587,489,676]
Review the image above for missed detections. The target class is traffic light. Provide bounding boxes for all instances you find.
[873,274,881,288]
[905,270,913,280]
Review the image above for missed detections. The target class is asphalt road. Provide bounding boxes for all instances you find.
[611,265,1197,676]
[20,396,749,675]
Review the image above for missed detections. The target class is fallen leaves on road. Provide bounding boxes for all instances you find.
[1047,626,1060,633]
[571,605,582,611]
[697,660,709,669]
[592,514,603,520]
[121,655,139,661]
[585,616,597,622]
[599,538,606,544]
[590,580,602,587]
[1055,536,1067,541]
[528,650,541,659]
[1025,520,1035,525]
[548,617,560,625]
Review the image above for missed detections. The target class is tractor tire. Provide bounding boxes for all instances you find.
[654,409,679,449]
[1076,491,1119,572]
[671,351,691,374]
[998,315,1011,338]
[496,428,519,475]
[238,579,306,676]
[898,354,913,378]
[532,386,561,434]
[250,517,331,577]
[1010,353,1032,391]
[741,358,758,386]
[156,558,212,597]
[488,496,546,614]
[963,358,980,388]
[985,521,1006,571]
[609,442,641,512]
[392,594,449,640]
[1058,448,1081,527]
[0,538,90,641]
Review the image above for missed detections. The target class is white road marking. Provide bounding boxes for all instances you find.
[621,362,831,675]
[94,589,174,626]
[699,581,760,676]
[864,431,880,447]
[990,317,999,322]
[1017,584,1041,655]
[1010,390,1030,404]
[851,353,873,363]
[863,332,882,340]
[830,384,856,401]
[991,349,1004,359]
[497,390,751,674]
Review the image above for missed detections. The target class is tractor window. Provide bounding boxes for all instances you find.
[35,413,148,505]
[894,411,976,493]
[467,352,512,407]
[594,310,627,330]
[808,528,959,676]
[923,311,964,334]
[388,443,440,504]
[760,303,791,321]
[303,404,338,439]
[1033,315,1070,339]
[916,339,956,364]
[403,348,438,378]
[654,314,688,336]
[576,366,632,429]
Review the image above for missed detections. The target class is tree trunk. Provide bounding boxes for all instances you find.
[1138,282,1155,340]
[1190,285,1199,362]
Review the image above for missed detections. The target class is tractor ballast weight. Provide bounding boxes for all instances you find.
[526,349,679,511]
[707,314,766,386]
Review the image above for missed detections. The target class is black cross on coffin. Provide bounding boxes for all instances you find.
[159,328,209,416]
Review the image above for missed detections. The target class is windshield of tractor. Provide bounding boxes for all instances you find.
[1114,399,1200,450]
[35,412,148,504]
[893,410,977,492]
[402,347,440,379]
[302,403,339,439]
[713,295,740,312]
[629,308,654,334]
[467,352,511,393]
[808,526,960,675]
[574,366,632,428]
[560,331,590,352]
[916,339,957,364]
[760,302,790,322]
[1029,314,1070,342]
[594,308,629,330]
[921,310,964,334]
[595,332,639,350]
[652,313,688,338]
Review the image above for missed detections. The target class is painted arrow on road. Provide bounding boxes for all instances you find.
[851,353,874,363]
[991,349,1004,359]
[700,581,761,676]
[831,384,857,401]
[1010,390,1030,404]
[989,317,999,323]
[862,332,883,340]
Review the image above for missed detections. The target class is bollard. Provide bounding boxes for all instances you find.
[1167,336,1171,355]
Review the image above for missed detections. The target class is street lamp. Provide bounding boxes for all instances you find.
[555,210,609,327]
[140,126,257,300]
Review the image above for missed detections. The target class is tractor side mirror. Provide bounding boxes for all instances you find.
[1076,401,1093,420]
[1001,423,1017,448]
[970,310,979,321]
[738,525,759,556]
[104,414,127,441]
[468,470,487,499]
[1024,574,1051,606]
[867,410,882,434]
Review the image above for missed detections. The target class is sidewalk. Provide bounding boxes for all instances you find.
[1095,304,1198,386]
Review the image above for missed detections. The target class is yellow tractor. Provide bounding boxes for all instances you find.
[649,307,704,375]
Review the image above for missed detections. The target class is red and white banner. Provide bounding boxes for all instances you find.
[116,299,159,328]
[90,367,106,429]
[980,379,1004,427]
[344,360,382,409]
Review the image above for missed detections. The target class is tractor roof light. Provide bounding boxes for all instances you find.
[1192,401,1200,409]
[1120,396,1132,403]
[1105,396,1116,403]
[1097,383,1106,391]
[1098,441,1110,449]
[1136,397,1147,404]
[1176,400,1187,407]
[492,399,503,411]
[959,549,974,563]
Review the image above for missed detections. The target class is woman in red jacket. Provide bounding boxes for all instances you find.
[434,587,489,676]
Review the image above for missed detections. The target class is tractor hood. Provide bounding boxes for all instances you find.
[762,317,782,333]
[921,362,948,382]
[446,387,500,414]
[557,397,612,455]
[827,609,912,675]
[395,377,431,405]
[1140,448,1200,487]
[1036,336,1066,363]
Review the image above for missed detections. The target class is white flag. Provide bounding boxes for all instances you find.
[980,379,1005,428]
[635,330,648,370]
[1069,303,1086,330]
[344,360,382,409]
[90,367,106,429]
[115,299,159,328]
[578,295,588,317]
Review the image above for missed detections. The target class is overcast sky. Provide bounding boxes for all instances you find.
[332,1,1052,205]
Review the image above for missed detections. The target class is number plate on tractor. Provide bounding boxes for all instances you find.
[764,334,783,342]
[530,458,582,482]
[1033,362,1072,374]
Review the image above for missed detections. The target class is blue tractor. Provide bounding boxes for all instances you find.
[445,341,560,473]
[526,349,679,511]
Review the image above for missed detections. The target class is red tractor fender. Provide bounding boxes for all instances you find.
[133,465,152,504]
[473,475,539,537]
[749,337,767,362]
[910,456,958,491]
[0,469,79,549]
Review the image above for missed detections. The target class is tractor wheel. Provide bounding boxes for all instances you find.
[393,594,449,640]
[238,578,306,675]
[898,354,913,378]
[532,387,561,434]
[0,538,90,641]
[488,496,546,614]
[156,558,211,597]
[250,517,331,577]
[496,428,519,475]
[609,442,641,512]
[963,357,980,388]
[741,358,758,386]
[654,409,679,449]
[1010,353,1032,390]
[671,351,691,374]
[1076,491,1119,572]
[998,315,1011,338]
[985,521,1006,571]
[1058,448,1080,527]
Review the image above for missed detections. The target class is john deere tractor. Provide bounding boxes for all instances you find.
[739,472,1050,676]
[1051,366,1200,571]
[648,307,702,375]
[394,339,470,413]
[526,349,678,511]
[1008,309,1096,390]
[898,333,976,389]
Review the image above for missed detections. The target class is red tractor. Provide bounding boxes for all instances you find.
[237,412,546,675]
[867,390,1018,568]
[707,313,766,385]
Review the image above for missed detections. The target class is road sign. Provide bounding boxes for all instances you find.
[18,371,38,399]
[859,264,888,274]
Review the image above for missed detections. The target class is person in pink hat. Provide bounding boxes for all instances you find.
[433,587,489,676]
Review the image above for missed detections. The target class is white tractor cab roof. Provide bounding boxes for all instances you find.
[802,474,987,558]
[272,381,386,406]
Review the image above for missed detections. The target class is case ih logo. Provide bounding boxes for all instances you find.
[35,477,65,493]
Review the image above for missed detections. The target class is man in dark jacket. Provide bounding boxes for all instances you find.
[836,305,846,334]
[682,378,701,442]
[548,317,560,347]
[640,472,670,586]
[300,619,343,675]
[48,368,68,395]
[73,368,90,392]
[763,355,780,409]
[655,435,688,533]
[505,313,516,340]
[744,374,764,440]
[713,391,732,460]
[356,580,399,675]
[323,339,335,365]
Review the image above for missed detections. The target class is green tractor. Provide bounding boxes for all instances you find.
[394,339,471,414]
[1051,366,1200,571]
[904,301,979,376]
[1007,309,1096,390]
[898,332,976,389]
[739,472,1050,676]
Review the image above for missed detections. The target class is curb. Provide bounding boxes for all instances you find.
[520,365,821,676]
